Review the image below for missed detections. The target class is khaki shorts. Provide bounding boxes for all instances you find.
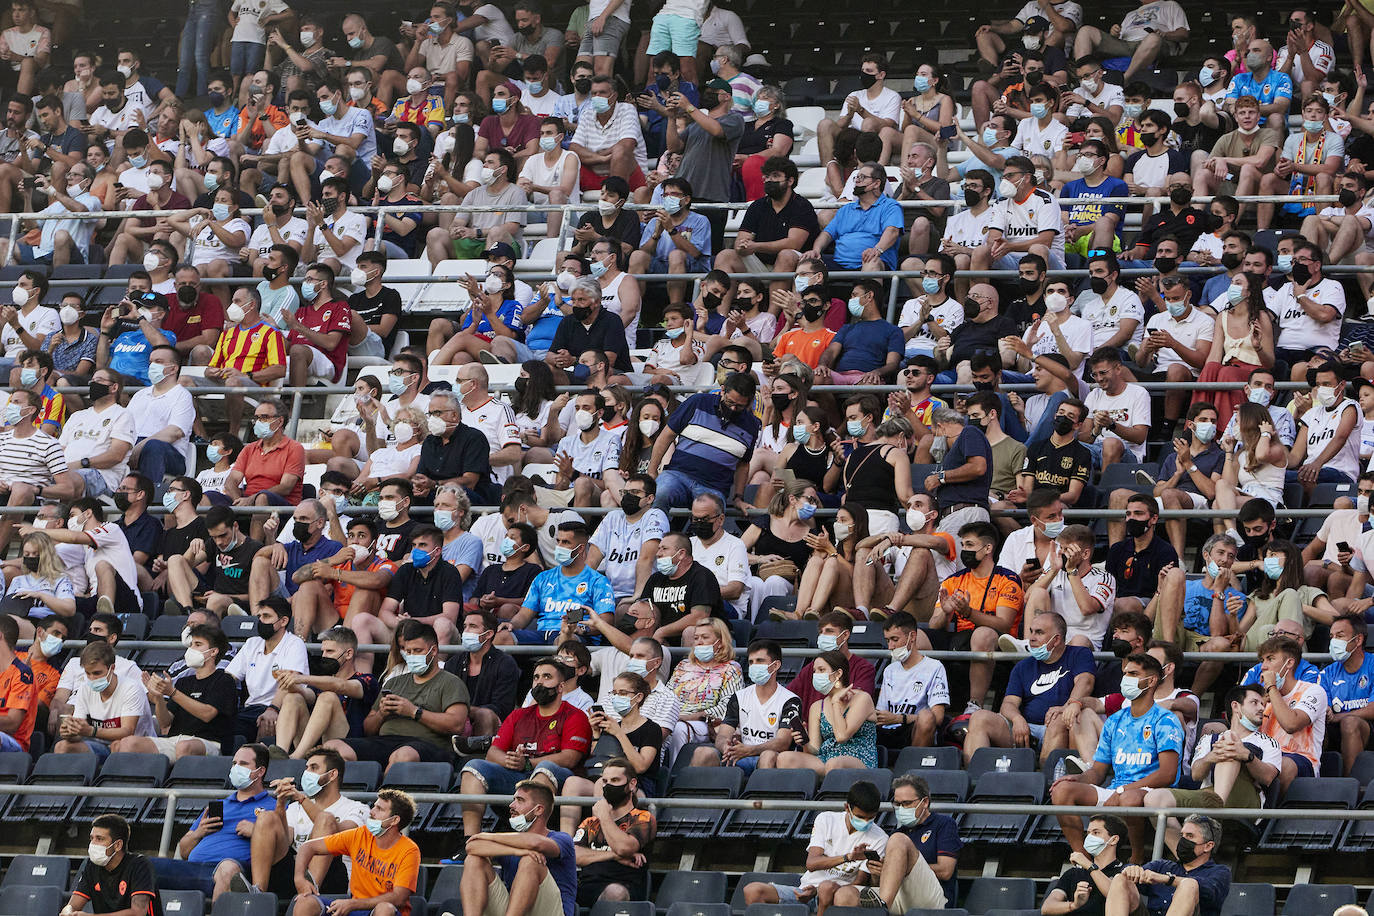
[889,854,949,913]
[533,485,577,508]
[1094,33,1187,59]
[1168,788,1224,809]
[148,735,222,761]
[481,873,564,916]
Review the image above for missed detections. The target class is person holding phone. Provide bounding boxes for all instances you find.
[1255,633,1328,795]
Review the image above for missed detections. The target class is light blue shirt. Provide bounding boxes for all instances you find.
[1094,703,1184,788]
[36,192,102,257]
[318,106,377,162]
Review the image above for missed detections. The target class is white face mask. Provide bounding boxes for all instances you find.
[406,78,425,95]
[376,175,395,193]
[1316,385,1339,408]
[575,409,596,431]
[906,508,926,531]
[146,172,164,190]
[1045,292,1069,313]
[350,543,370,562]
[639,418,660,438]
[59,304,80,326]
[555,270,576,291]
[483,274,505,294]
[392,138,410,157]
[226,303,246,324]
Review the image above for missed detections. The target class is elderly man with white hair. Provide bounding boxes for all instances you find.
[542,276,633,386]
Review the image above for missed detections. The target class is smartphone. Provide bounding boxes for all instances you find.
[208,800,224,821]
[1339,541,1352,553]
[1027,558,1042,570]
[566,606,586,623]
[864,850,882,861]
[590,704,604,715]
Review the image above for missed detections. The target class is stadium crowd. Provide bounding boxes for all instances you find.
[0,0,1371,912]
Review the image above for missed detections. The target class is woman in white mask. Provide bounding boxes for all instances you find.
[350,406,425,500]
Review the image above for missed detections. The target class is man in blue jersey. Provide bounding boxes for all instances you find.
[1238,618,1319,688]
[1050,653,1183,863]
[1320,613,1374,777]
[647,369,760,513]
[498,521,616,646]
[1059,139,1129,261]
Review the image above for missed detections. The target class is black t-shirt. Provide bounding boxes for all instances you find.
[170,668,238,750]
[1133,205,1218,257]
[1024,437,1094,494]
[940,426,994,509]
[74,852,162,916]
[749,520,811,569]
[119,511,163,567]
[738,116,793,156]
[471,560,542,601]
[620,717,664,785]
[161,517,211,563]
[444,645,521,718]
[387,559,465,618]
[211,535,262,595]
[549,309,633,370]
[738,192,819,261]
[1005,295,1045,333]
[639,562,724,625]
[1105,534,1178,599]
[348,286,403,352]
[950,314,1017,365]
[375,518,418,562]
[576,209,642,253]
[1172,115,1229,158]
[1050,861,1126,916]
[418,426,498,504]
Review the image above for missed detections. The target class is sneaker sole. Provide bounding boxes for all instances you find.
[96,595,114,616]
[997,634,1021,652]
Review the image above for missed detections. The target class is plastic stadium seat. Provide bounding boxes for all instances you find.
[1349,751,1374,787]
[223,616,260,641]
[891,746,961,775]
[592,903,654,916]
[656,871,728,910]
[965,877,1036,913]
[0,885,62,915]
[816,909,869,916]
[719,768,816,840]
[266,758,307,784]
[733,873,802,913]
[848,620,884,649]
[757,597,799,623]
[1258,776,1357,851]
[6,754,98,823]
[959,771,1042,846]
[342,760,383,793]
[1,855,71,889]
[0,751,31,784]
[1219,883,1275,916]
[1280,884,1356,916]
[1310,481,1354,508]
[796,168,828,199]
[819,768,892,799]
[1095,462,1155,501]
[744,906,810,916]
[141,755,232,828]
[76,751,170,821]
[211,891,278,916]
[665,905,731,916]
[967,747,1036,785]
[783,76,829,106]
[1338,782,1374,851]
[907,910,967,916]
[139,615,190,669]
[657,767,745,840]
[161,889,206,916]
[755,619,815,646]
[524,237,562,270]
[384,761,454,832]
[428,865,464,916]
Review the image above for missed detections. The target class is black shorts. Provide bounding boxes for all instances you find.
[345,734,452,765]
[948,629,974,652]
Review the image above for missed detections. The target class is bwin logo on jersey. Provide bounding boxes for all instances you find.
[1115,750,1155,767]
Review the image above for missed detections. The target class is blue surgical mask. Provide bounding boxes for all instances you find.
[2,404,21,426]
[1198,66,1215,87]
[748,663,771,685]
[610,695,633,715]
[847,297,864,317]
[387,373,407,395]
[493,97,509,113]
[1083,833,1108,856]
[366,817,386,836]
[410,547,433,567]
[846,419,866,437]
[18,368,36,387]
[300,771,327,797]
[655,555,676,575]
[429,19,443,33]
[1123,103,1143,119]
[1303,119,1325,132]
[1227,283,1244,304]
[528,82,545,94]
[1029,641,1052,661]
[813,671,836,694]
[1030,102,1048,119]
[300,280,318,302]
[206,444,223,463]
[797,502,817,520]
[753,98,771,116]
[228,764,253,789]
[253,418,275,439]
[662,195,682,213]
[1206,560,1221,579]
[554,545,577,566]
[212,203,230,221]
[793,275,811,293]
[914,75,931,92]
[88,675,110,693]
[128,154,147,168]
[1240,714,1260,731]
[403,651,430,674]
[982,127,999,145]
[1194,421,1216,443]
[792,424,810,444]
[39,634,62,656]
[665,326,684,339]
[1263,557,1284,580]
[1119,676,1144,700]
[817,634,839,652]
[348,36,363,48]
[453,112,469,124]
[162,490,180,511]
[461,632,483,652]
[848,811,870,831]
[693,645,715,662]
[1166,299,1187,317]
[591,96,610,113]
[1331,638,1352,662]
[433,510,455,531]
[895,805,919,827]
[499,537,517,558]
[1248,387,1271,406]
[539,135,557,151]
[922,276,940,294]
[626,658,649,676]
[319,98,337,116]
[1043,520,1065,539]
[147,362,167,385]
[1276,254,1293,273]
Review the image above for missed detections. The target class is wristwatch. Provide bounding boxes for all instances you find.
[81,457,91,469]
[412,706,423,721]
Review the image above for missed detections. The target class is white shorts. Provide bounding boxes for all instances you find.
[148,735,221,761]
[992,250,1067,271]
[1092,784,1119,804]
[1156,491,1207,511]
[297,344,338,382]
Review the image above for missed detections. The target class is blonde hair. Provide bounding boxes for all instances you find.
[20,532,66,587]
[695,617,735,663]
[393,406,427,442]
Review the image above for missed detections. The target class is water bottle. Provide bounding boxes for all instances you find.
[995,755,1011,773]
[1053,757,1067,782]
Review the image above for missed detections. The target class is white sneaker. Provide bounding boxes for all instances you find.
[1225,528,1244,548]
[963,701,982,716]
[997,634,1027,653]
[1064,755,1089,775]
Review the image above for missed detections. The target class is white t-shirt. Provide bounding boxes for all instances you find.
[127,383,195,444]
[58,652,141,694]
[838,87,902,130]
[225,632,309,707]
[1075,286,1144,349]
[989,189,1064,260]
[1300,397,1361,482]
[556,427,621,479]
[1318,509,1368,565]
[83,524,142,607]
[230,0,288,44]
[518,149,581,203]
[1144,307,1214,374]
[1025,313,1094,359]
[309,210,368,272]
[800,811,888,888]
[1126,150,1174,190]
[466,3,517,41]
[248,217,309,261]
[71,671,156,737]
[943,206,995,249]
[1083,383,1152,461]
[368,442,421,480]
[286,795,370,870]
[1044,565,1117,647]
[1013,117,1070,159]
[59,403,136,492]
[1065,82,1124,120]
[588,0,631,24]
[1275,40,1336,86]
[877,655,950,723]
[1191,729,1281,798]
[1014,0,1083,26]
[691,532,752,615]
[0,304,59,357]
[1273,277,1345,352]
[1118,0,1188,42]
[264,122,302,155]
[898,296,964,354]
[460,397,520,484]
[590,507,669,598]
[191,215,250,267]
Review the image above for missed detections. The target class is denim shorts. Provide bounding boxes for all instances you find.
[463,758,574,793]
[230,40,266,75]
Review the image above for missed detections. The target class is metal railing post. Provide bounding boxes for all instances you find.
[160,790,178,858]
[288,390,303,440]
[1153,810,1168,860]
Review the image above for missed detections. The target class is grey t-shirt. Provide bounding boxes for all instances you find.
[467,181,530,243]
[512,25,562,63]
[676,111,744,203]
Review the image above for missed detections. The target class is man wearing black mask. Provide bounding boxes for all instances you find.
[1122,176,1218,267]
[715,156,818,283]
[163,265,225,361]
[114,473,162,591]
[225,596,310,743]
[1105,494,1178,615]
[1228,497,1278,594]
[648,372,760,514]
[1103,815,1230,916]
[246,499,344,613]
[1005,253,1049,332]
[586,474,667,603]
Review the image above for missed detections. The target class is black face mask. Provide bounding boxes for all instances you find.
[970,416,987,431]
[176,285,198,304]
[770,393,791,413]
[1053,415,1076,436]
[763,180,787,200]
[293,521,314,542]
[530,684,559,706]
[802,303,826,322]
[858,72,878,89]
[1291,262,1313,285]
[256,619,278,641]
[1017,276,1040,294]
[963,301,980,320]
[1220,251,1243,270]
[1173,101,1190,118]
[963,187,984,207]
[960,548,982,568]
[602,781,631,806]
[573,77,592,95]
[690,519,715,540]
[310,655,341,677]
[88,381,111,401]
[1153,257,1178,274]
[655,73,672,92]
[1090,276,1110,295]
[271,203,290,216]
[1125,517,1149,539]
[1175,838,1199,863]
[22,556,38,572]
[1242,530,1269,550]
[703,292,722,309]
[1110,638,1133,659]
[620,492,641,514]
[1341,188,1360,208]
[1139,132,1158,148]
[1169,186,1192,206]
[718,401,741,424]
[261,265,279,281]
[113,493,132,512]
[519,22,536,34]
[571,305,592,322]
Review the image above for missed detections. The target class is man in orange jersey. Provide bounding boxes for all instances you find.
[189,285,287,436]
[0,615,36,752]
[769,285,835,371]
[291,788,420,916]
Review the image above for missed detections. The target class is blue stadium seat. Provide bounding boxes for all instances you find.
[744,906,809,916]
[965,877,1036,913]
[1219,883,1275,916]
[6,753,98,824]
[1258,776,1357,851]
[140,755,232,829]
[592,902,654,916]
[891,746,961,775]
[1309,481,1354,508]
[719,769,816,841]
[1280,884,1356,916]
[755,619,814,646]
[728,618,754,648]
[1349,750,1374,787]
[967,747,1036,785]
[656,871,728,911]
[816,908,869,916]
[732,873,802,913]
[0,884,62,915]
[0,749,32,813]
[958,771,1042,846]
[161,888,205,916]
[266,759,306,784]
[904,909,967,916]
[76,751,170,821]
[342,760,382,793]
[211,891,278,916]
[1,855,71,889]
[657,767,745,840]
[848,620,884,649]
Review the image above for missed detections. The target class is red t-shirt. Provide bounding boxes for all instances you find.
[288,297,351,382]
[493,701,592,760]
[163,291,225,344]
[477,113,541,153]
[133,191,193,228]
[234,437,306,504]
